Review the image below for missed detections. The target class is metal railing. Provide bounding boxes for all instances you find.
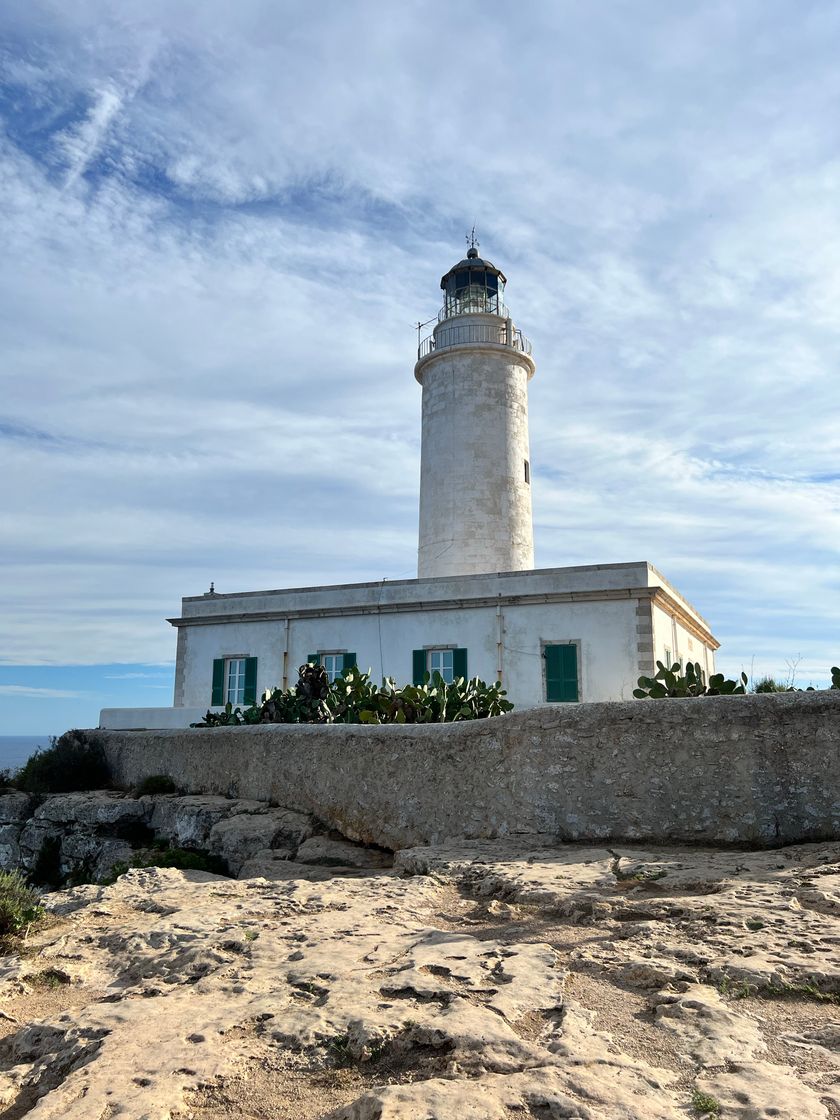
[418,322,532,360]
[438,296,510,322]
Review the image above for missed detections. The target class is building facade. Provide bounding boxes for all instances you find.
[101,245,718,729]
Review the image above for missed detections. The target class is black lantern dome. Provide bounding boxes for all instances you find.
[439,247,507,318]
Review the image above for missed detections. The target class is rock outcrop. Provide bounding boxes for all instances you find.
[1,839,838,1117]
[0,790,380,885]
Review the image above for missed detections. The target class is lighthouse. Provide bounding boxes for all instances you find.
[415,243,536,579]
[103,236,720,730]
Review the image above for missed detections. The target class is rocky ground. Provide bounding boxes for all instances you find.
[0,838,839,1119]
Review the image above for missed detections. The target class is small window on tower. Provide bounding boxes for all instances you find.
[524,460,530,484]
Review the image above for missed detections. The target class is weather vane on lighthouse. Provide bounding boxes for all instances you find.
[466,225,480,257]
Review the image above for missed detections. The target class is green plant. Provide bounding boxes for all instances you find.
[752,676,791,693]
[191,701,245,728]
[102,846,229,883]
[24,968,70,989]
[326,1033,353,1066]
[243,928,259,942]
[690,1088,720,1116]
[0,870,44,938]
[14,731,110,794]
[193,664,514,728]
[634,661,747,699]
[832,666,840,689]
[133,775,179,796]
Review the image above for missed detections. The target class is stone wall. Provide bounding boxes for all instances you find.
[92,690,840,850]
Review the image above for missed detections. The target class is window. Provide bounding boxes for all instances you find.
[524,459,530,484]
[211,657,257,706]
[544,644,579,702]
[664,647,672,669]
[307,652,357,682]
[227,658,246,704]
[429,649,453,683]
[413,648,468,685]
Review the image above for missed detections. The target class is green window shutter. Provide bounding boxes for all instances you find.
[243,657,258,706]
[307,653,320,666]
[412,649,427,686]
[211,658,225,706]
[452,648,468,681]
[342,652,357,671]
[545,645,579,702]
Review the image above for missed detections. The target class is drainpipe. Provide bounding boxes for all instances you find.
[281,618,290,690]
[496,597,504,684]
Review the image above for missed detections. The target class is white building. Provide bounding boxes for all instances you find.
[101,244,717,729]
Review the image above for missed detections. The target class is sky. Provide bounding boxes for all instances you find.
[1,0,839,734]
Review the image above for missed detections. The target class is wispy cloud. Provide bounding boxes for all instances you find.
[0,685,85,700]
[0,0,838,704]
[105,671,172,680]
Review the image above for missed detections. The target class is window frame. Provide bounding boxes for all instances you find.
[226,657,247,705]
[212,654,257,707]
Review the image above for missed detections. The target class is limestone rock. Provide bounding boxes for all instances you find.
[0,792,32,824]
[2,840,838,1119]
[0,824,22,872]
[34,791,148,828]
[696,1060,830,1119]
[650,984,766,1066]
[208,808,314,873]
[208,816,285,874]
[296,836,392,868]
[147,795,268,848]
[238,854,370,881]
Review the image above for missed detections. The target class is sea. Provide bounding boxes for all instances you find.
[0,735,53,775]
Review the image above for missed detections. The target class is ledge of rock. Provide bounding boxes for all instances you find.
[1,838,838,1118]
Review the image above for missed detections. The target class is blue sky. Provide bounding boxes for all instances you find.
[1,0,839,733]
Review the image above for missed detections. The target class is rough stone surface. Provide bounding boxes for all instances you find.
[33,790,147,828]
[208,809,314,874]
[93,689,840,849]
[0,792,321,884]
[1,840,838,1119]
[0,792,32,824]
[296,836,392,869]
[147,795,269,849]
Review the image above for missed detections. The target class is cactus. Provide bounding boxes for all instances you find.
[194,665,513,726]
[634,661,747,699]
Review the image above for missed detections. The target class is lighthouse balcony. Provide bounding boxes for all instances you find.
[418,319,532,360]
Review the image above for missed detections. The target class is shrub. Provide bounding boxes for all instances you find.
[15,730,110,794]
[752,676,791,693]
[634,662,747,699]
[133,775,179,796]
[193,664,514,727]
[0,870,44,938]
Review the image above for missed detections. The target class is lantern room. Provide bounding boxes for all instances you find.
[439,246,507,319]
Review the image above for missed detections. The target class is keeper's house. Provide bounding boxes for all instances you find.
[101,245,717,729]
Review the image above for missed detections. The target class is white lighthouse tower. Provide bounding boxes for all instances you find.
[415,241,536,578]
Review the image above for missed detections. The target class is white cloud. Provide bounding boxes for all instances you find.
[0,0,838,695]
[0,685,85,700]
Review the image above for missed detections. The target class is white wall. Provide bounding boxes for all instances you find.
[652,602,717,677]
[177,596,644,710]
[416,319,535,578]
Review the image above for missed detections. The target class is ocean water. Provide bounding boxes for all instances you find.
[0,735,52,774]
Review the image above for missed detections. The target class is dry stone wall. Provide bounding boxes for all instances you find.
[92,691,840,850]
